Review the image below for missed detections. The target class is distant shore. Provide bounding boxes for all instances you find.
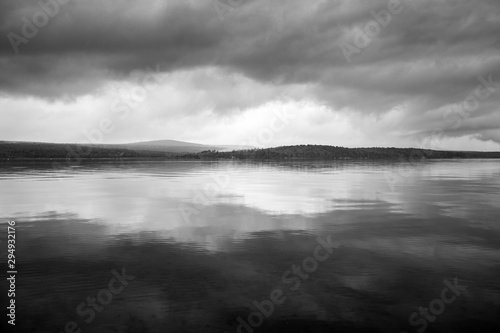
[1,141,500,161]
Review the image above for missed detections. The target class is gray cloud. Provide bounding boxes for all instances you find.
[1,0,500,146]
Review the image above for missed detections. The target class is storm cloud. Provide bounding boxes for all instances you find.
[1,0,500,149]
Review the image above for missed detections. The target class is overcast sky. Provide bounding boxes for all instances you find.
[1,0,500,150]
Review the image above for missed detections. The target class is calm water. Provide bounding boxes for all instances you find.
[1,160,500,333]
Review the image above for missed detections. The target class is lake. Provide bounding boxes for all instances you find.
[1,159,500,333]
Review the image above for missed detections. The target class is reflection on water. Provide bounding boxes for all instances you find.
[1,160,499,332]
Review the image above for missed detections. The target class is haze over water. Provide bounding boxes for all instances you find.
[1,159,500,333]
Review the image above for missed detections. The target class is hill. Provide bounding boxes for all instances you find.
[0,141,172,159]
[123,140,253,153]
[179,145,500,160]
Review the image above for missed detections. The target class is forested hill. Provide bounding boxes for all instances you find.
[180,145,500,160]
[1,141,499,160]
[0,141,173,159]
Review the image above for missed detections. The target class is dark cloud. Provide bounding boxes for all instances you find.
[1,0,500,145]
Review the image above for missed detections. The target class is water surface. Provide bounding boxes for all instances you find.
[1,159,499,333]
